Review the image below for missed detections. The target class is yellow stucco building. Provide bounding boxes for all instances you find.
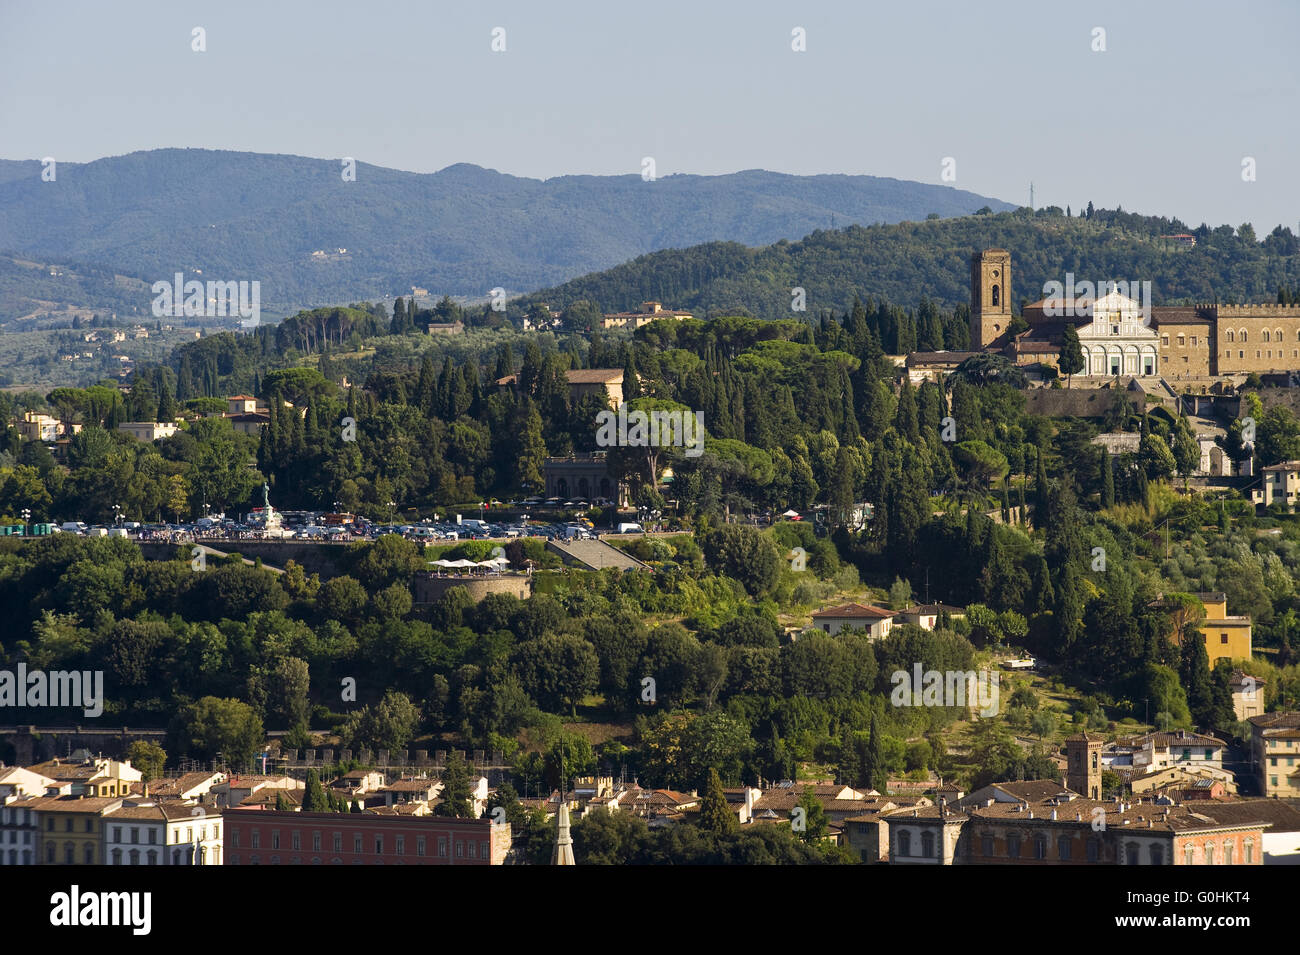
[33,796,123,865]
[1153,592,1252,666]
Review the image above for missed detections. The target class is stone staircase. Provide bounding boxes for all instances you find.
[546,537,650,571]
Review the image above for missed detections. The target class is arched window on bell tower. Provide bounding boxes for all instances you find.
[992,285,1000,307]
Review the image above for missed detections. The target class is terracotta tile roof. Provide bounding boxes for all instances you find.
[811,602,894,620]
[967,797,1271,835]
[240,789,303,807]
[27,761,99,781]
[1249,712,1300,730]
[382,779,439,792]
[885,805,968,822]
[1195,799,1300,832]
[604,309,692,319]
[104,804,166,821]
[905,351,983,366]
[1116,730,1222,750]
[496,368,623,387]
[364,803,430,816]
[29,796,123,812]
[1150,306,1216,326]
[146,773,222,797]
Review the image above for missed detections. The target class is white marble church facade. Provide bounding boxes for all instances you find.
[1074,289,1160,377]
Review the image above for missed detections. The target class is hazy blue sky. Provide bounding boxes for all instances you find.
[2,0,1297,231]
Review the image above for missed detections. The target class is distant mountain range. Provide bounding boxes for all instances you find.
[0,149,1014,310]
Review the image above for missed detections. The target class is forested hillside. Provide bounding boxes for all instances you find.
[518,206,1300,317]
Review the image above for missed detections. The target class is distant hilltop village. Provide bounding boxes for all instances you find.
[966,249,1300,384]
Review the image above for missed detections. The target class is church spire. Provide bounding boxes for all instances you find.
[552,800,575,865]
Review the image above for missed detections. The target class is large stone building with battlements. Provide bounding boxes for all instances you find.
[967,249,1300,383]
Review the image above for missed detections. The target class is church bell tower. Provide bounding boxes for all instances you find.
[1065,732,1103,800]
[970,249,1012,349]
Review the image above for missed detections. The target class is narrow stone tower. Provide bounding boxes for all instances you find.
[1065,731,1103,800]
[970,249,1012,348]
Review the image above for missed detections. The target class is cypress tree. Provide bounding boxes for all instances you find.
[1058,324,1085,387]
[1028,554,1055,616]
[1278,631,1294,667]
[416,354,436,415]
[864,714,884,791]
[1100,448,1115,508]
[698,768,737,835]
[1180,628,1215,727]
[1208,664,1237,730]
[895,378,920,443]
[435,751,474,818]
[156,378,177,423]
[1034,446,1049,526]
[302,770,327,812]
[495,343,516,380]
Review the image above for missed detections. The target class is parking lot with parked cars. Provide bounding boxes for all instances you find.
[9,501,666,544]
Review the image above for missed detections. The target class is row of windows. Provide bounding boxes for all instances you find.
[108,824,218,844]
[46,818,95,833]
[903,830,1256,864]
[229,851,484,865]
[1174,749,1219,760]
[0,809,31,825]
[47,844,96,864]
[977,833,1103,862]
[1183,841,1252,865]
[40,844,225,865]
[1224,329,1297,343]
[1221,350,1299,359]
[1,830,33,844]
[0,850,34,864]
[896,830,942,859]
[233,829,488,859]
[108,846,217,865]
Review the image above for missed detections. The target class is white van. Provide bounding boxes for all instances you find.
[60,521,88,534]
[616,522,643,534]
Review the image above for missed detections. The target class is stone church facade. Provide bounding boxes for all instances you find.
[968,249,1300,380]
